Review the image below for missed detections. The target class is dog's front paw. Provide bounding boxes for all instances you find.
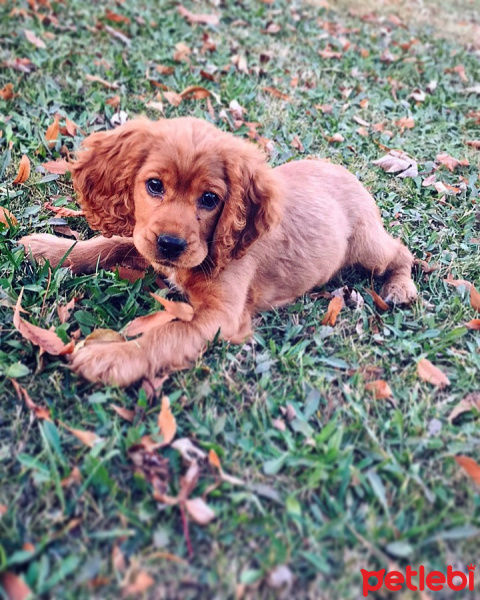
[70,340,150,386]
[19,234,73,269]
[381,278,418,306]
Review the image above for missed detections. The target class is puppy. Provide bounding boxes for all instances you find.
[20,117,417,386]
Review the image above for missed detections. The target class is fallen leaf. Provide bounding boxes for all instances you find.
[121,571,154,597]
[83,329,124,346]
[185,497,215,525]
[11,379,52,421]
[408,88,426,102]
[208,449,244,485]
[454,456,480,486]
[319,47,342,59]
[396,116,415,132]
[372,150,418,178]
[356,126,369,137]
[417,358,450,387]
[465,319,480,330]
[436,152,469,172]
[173,42,191,62]
[13,155,31,184]
[85,74,119,90]
[13,289,74,355]
[0,505,7,518]
[106,95,121,107]
[61,466,82,487]
[43,202,83,217]
[327,133,345,143]
[444,274,472,289]
[104,25,131,46]
[321,296,343,326]
[231,54,248,73]
[291,135,304,152]
[145,100,164,113]
[180,85,211,100]
[57,298,77,323]
[163,91,183,107]
[470,285,480,311]
[124,311,175,337]
[42,159,71,174]
[422,173,436,187]
[365,289,390,311]
[262,22,281,34]
[114,266,146,283]
[158,396,176,445]
[177,5,219,26]
[263,86,290,102]
[150,293,194,321]
[448,392,480,422]
[111,404,135,422]
[365,380,393,399]
[4,57,35,73]
[112,544,126,572]
[24,29,46,49]
[0,83,15,100]
[0,572,32,600]
[156,64,175,75]
[60,421,103,448]
[172,437,207,462]
[0,207,18,227]
[466,140,480,149]
[45,114,60,147]
[105,9,130,24]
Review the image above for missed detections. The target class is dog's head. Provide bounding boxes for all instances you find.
[72,117,283,272]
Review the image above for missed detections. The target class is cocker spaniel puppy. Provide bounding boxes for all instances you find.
[20,117,417,386]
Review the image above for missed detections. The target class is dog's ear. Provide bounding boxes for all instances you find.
[72,120,153,237]
[212,142,283,270]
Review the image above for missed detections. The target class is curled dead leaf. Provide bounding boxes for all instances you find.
[470,285,480,311]
[42,159,71,175]
[208,449,245,486]
[59,421,103,448]
[365,380,393,399]
[365,289,390,311]
[321,296,343,326]
[454,455,480,486]
[448,392,480,423]
[124,311,175,337]
[57,297,77,324]
[24,29,46,49]
[45,114,60,147]
[417,358,450,388]
[150,292,194,321]
[263,86,290,102]
[85,74,119,90]
[43,202,83,217]
[436,152,469,172]
[163,91,183,107]
[0,83,15,100]
[158,396,176,446]
[177,5,220,26]
[327,132,344,143]
[121,571,154,598]
[111,404,135,422]
[61,466,82,488]
[172,438,207,463]
[180,85,211,100]
[465,319,480,330]
[184,497,215,525]
[13,155,31,184]
[372,150,418,178]
[0,207,18,227]
[83,329,124,346]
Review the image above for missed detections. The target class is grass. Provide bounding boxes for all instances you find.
[1,0,480,598]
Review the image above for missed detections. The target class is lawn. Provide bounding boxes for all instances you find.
[1,0,480,598]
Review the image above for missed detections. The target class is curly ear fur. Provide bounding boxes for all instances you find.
[72,120,153,237]
[212,143,284,270]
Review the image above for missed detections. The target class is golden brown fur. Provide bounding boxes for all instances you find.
[20,117,417,386]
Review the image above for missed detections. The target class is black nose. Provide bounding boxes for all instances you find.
[157,234,187,259]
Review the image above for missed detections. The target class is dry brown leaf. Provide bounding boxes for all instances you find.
[466,140,480,149]
[291,135,304,152]
[465,319,480,330]
[150,293,194,321]
[104,25,131,46]
[158,396,176,445]
[372,150,418,178]
[11,379,52,421]
[417,358,450,387]
[14,289,75,355]
[208,449,245,485]
[448,392,480,423]
[173,42,191,62]
[319,47,342,59]
[111,404,135,422]
[124,311,175,337]
[0,207,18,227]
[184,497,215,525]
[24,29,46,49]
[83,329,124,346]
[156,64,175,75]
[263,86,290,102]
[444,274,471,289]
[145,100,164,113]
[121,571,154,597]
[45,114,60,147]
[0,572,32,600]
[112,544,126,572]
[365,380,393,399]
[61,466,82,487]
[436,152,469,172]
[85,74,119,90]
[0,83,15,100]
[454,455,480,486]
[356,126,369,138]
[422,173,436,187]
[105,9,130,24]
[470,285,480,311]
[60,421,103,448]
[177,5,220,26]
[172,438,207,462]
[180,85,211,100]
[43,202,83,217]
[114,266,146,283]
[208,448,221,470]
[57,297,77,324]
[327,133,345,143]
[163,91,183,107]
[321,296,343,326]
[42,159,71,175]
[13,155,31,184]
[366,289,390,311]
[396,116,415,132]
[64,117,78,137]
[106,95,121,108]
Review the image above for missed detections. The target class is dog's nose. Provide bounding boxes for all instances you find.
[157,234,187,259]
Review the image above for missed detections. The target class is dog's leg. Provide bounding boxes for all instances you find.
[19,234,147,274]
[351,222,417,305]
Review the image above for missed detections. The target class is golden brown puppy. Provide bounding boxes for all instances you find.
[20,117,417,386]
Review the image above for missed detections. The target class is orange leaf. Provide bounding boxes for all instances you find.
[417,358,450,387]
[327,133,344,143]
[454,455,480,486]
[163,91,183,106]
[112,544,126,572]
[61,466,82,487]
[0,83,15,100]
[366,289,390,311]
[11,379,52,421]
[105,9,130,24]
[57,297,77,324]
[185,497,215,525]
[177,5,219,25]
[470,285,480,311]
[106,95,121,107]
[85,74,119,90]
[180,85,211,100]
[64,117,77,137]
[0,504,7,518]
[111,404,135,422]
[448,392,480,423]
[150,293,194,321]
[396,116,415,131]
[321,296,343,326]
[0,207,18,227]
[436,152,469,172]
[444,274,471,289]
[0,572,32,600]
[158,396,176,445]
[24,29,46,49]
[59,421,103,448]
[466,140,480,149]
[465,319,480,330]
[42,159,71,174]
[13,155,30,184]
[114,266,146,283]
[13,289,75,355]
[121,571,154,597]
[83,329,124,346]
[43,201,83,217]
[45,114,60,147]
[365,380,393,399]
[208,448,221,469]
[208,448,244,485]
[124,311,175,337]
[263,86,291,102]
[156,64,175,75]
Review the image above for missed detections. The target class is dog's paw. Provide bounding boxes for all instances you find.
[70,340,150,387]
[19,234,71,268]
[381,278,418,306]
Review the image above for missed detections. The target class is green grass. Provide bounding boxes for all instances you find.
[1,0,480,598]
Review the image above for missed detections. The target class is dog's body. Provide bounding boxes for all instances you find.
[20,117,416,386]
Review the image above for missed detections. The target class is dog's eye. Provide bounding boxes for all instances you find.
[199,192,219,210]
[146,178,164,196]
